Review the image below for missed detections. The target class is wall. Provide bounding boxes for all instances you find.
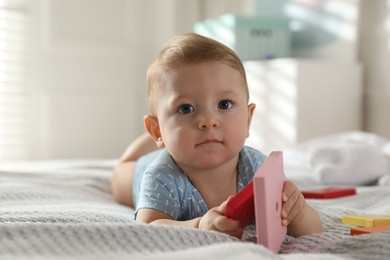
[359,0,390,138]
[24,0,390,160]
[26,0,200,159]
[25,0,258,160]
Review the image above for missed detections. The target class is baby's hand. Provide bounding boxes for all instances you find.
[198,199,243,238]
[281,180,307,227]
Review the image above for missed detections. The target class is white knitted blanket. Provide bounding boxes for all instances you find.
[1,160,389,260]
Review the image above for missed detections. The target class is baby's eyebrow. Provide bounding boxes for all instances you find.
[219,90,236,95]
[217,90,242,97]
[172,93,190,99]
[168,94,189,104]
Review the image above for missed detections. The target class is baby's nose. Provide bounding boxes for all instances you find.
[198,112,219,129]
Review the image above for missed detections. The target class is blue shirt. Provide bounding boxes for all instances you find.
[133,146,267,220]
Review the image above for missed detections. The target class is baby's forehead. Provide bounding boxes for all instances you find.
[171,61,248,89]
[160,68,249,100]
[168,61,245,83]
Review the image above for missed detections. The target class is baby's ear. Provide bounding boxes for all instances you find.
[246,103,256,137]
[144,115,164,148]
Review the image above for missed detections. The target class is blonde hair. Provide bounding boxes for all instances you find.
[146,32,248,114]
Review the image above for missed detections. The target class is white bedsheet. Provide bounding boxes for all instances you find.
[1,134,390,259]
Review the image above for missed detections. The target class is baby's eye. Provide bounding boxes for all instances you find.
[218,99,233,110]
[178,104,194,114]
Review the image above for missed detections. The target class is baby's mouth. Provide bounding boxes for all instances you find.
[196,139,222,146]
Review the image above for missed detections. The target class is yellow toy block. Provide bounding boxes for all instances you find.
[342,214,390,227]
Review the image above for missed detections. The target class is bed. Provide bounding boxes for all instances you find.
[1,132,389,260]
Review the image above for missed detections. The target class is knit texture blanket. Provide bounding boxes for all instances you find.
[1,160,389,260]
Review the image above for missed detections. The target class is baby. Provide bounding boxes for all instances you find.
[111,32,323,238]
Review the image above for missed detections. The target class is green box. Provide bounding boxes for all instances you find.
[194,14,291,61]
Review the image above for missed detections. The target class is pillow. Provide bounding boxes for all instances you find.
[379,175,390,186]
[383,142,390,157]
[310,143,390,185]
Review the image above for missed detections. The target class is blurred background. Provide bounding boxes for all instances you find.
[1,0,389,161]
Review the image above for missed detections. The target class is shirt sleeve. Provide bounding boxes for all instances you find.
[238,146,268,187]
[135,170,181,220]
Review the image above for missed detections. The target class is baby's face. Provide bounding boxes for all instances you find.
[155,61,255,172]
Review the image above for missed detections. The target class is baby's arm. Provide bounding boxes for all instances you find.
[136,199,243,238]
[281,180,323,237]
[111,133,158,207]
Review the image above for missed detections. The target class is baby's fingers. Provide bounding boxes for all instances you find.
[214,215,240,230]
[281,181,304,225]
[214,215,243,238]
